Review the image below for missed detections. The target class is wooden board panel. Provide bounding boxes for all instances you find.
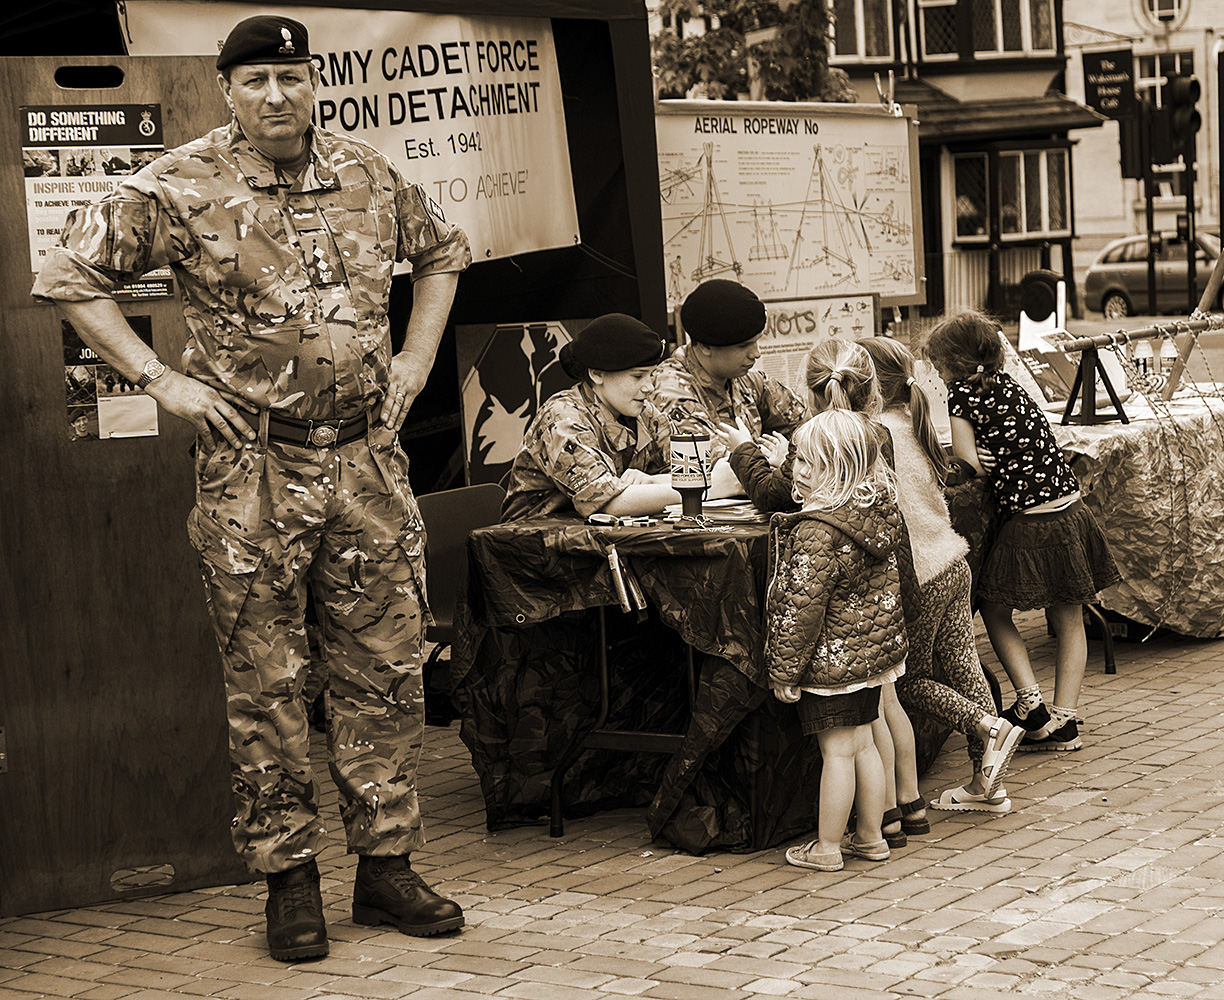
[0,55,255,916]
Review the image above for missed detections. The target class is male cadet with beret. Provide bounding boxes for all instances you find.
[646,279,807,462]
[33,14,470,961]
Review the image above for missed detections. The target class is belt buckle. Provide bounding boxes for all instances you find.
[309,423,338,447]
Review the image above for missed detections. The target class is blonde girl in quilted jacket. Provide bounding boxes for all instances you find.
[723,339,926,848]
[767,409,909,872]
[861,337,1023,812]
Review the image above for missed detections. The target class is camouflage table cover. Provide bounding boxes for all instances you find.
[1052,393,1224,638]
[452,515,952,854]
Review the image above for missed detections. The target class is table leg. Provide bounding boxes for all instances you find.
[1084,603,1117,674]
[548,607,697,838]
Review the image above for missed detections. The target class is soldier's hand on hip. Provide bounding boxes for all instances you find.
[146,370,256,448]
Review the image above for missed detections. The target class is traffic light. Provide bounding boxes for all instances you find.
[1167,74,1201,163]
[1144,97,1176,165]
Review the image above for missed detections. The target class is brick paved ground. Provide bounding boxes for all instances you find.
[3,612,1224,1000]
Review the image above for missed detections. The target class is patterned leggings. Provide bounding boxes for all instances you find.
[895,558,995,767]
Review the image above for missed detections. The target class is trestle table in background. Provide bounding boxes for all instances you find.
[1053,392,1224,638]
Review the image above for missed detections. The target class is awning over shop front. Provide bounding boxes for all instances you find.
[895,78,1106,143]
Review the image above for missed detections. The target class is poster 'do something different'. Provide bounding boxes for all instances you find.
[122,0,580,262]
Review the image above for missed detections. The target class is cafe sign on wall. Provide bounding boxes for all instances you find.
[1082,49,1135,121]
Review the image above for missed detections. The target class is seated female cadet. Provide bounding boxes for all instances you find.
[502,313,739,521]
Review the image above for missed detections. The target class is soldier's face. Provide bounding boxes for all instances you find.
[590,367,654,419]
[697,337,761,381]
[221,62,316,153]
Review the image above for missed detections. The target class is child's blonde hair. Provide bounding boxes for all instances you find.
[860,336,949,485]
[920,309,1005,391]
[791,409,896,510]
[804,339,881,415]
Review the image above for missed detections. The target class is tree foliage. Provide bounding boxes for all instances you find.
[652,0,838,102]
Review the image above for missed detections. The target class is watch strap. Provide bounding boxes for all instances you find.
[136,359,166,389]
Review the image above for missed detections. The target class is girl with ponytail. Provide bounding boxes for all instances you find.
[720,339,882,513]
[720,338,925,848]
[922,310,1120,755]
[861,337,1023,813]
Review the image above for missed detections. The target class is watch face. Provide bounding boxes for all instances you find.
[138,359,166,388]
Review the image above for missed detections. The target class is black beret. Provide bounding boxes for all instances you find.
[560,314,666,377]
[681,279,767,346]
[217,15,311,72]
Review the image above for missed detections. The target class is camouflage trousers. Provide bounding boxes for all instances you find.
[186,422,430,874]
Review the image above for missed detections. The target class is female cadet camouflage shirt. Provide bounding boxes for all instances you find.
[33,122,470,421]
[645,346,807,463]
[502,384,671,521]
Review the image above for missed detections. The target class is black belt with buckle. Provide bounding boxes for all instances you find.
[253,411,371,448]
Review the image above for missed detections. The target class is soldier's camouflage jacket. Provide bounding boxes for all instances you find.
[646,346,808,462]
[502,384,671,521]
[33,121,470,421]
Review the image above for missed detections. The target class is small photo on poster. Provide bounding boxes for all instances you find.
[68,405,99,442]
[23,149,60,177]
[455,320,586,486]
[61,316,159,441]
[63,148,99,177]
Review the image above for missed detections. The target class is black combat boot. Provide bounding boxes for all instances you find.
[265,859,329,961]
[352,855,464,936]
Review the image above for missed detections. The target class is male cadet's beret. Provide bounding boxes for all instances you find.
[217,15,312,72]
[560,314,666,376]
[681,279,767,346]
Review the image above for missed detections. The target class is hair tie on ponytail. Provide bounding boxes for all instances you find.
[906,377,916,387]
[975,365,984,374]
[828,370,844,385]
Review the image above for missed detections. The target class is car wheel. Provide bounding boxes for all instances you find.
[1102,293,1130,319]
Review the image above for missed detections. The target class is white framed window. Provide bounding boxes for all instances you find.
[972,0,1055,57]
[998,148,1069,238]
[1144,0,1185,27]
[918,0,958,60]
[1137,50,1194,106]
[953,153,989,240]
[830,0,893,62]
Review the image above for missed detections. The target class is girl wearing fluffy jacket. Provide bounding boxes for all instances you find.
[767,409,907,873]
[861,337,1023,811]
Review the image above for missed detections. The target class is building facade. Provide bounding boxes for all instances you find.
[830,0,1103,318]
[1065,0,1222,297]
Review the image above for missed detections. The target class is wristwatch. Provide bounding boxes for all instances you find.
[136,358,167,390]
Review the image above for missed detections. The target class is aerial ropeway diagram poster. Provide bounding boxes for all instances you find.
[656,100,924,310]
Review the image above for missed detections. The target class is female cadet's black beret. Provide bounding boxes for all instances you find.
[560,314,666,378]
[680,279,767,346]
[217,15,312,72]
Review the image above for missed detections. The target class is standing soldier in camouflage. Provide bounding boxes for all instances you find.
[33,14,469,962]
[647,279,808,463]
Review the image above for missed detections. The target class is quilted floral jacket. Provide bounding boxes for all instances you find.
[765,495,910,694]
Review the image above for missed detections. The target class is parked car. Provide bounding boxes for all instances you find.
[1083,232,1221,318]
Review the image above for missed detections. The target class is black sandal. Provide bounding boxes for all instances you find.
[883,807,907,849]
[899,797,929,835]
